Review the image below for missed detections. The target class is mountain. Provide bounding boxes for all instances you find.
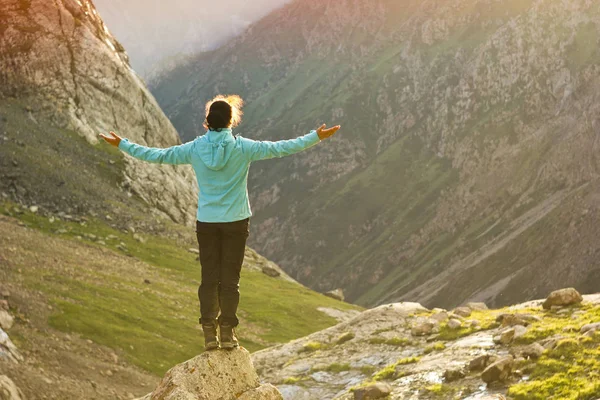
[93,0,291,76]
[151,0,600,309]
[0,0,198,226]
[0,1,361,397]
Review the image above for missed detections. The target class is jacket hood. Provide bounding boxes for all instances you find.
[197,128,236,171]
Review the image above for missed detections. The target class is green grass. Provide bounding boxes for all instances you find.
[372,356,421,381]
[311,363,352,373]
[368,336,413,346]
[507,304,600,399]
[0,200,362,375]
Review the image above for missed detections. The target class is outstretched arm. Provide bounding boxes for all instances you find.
[99,131,194,165]
[242,124,341,162]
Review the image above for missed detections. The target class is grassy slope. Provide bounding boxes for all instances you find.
[0,98,361,376]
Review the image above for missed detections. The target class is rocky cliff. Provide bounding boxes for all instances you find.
[151,0,600,308]
[0,0,198,226]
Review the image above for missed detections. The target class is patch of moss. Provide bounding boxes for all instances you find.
[299,341,325,353]
[336,331,355,344]
[311,363,351,373]
[368,336,412,346]
[282,376,301,384]
[424,342,446,354]
[425,383,456,397]
[372,357,421,381]
[508,305,600,400]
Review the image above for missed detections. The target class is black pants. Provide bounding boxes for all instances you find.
[196,217,250,327]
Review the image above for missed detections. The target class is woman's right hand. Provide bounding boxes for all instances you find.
[316,124,341,140]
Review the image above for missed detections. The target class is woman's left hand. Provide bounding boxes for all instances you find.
[99,131,122,147]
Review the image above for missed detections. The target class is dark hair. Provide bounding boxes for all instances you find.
[204,95,244,132]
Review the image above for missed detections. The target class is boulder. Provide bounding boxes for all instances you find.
[447,319,462,330]
[261,266,281,278]
[494,328,516,345]
[469,354,494,372]
[542,288,583,310]
[0,375,24,400]
[520,343,545,360]
[0,311,13,330]
[481,356,514,383]
[138,348,283,400]
[411,319,439,336]
[466,302,488,311]
[513,325,528,340]
[443,368,466,382]
[0,328,23,363]
[430,311,449,322]
[353,382,392,400]
[452,307,472,318]
[0,300,8,311]
[324,289,345,302]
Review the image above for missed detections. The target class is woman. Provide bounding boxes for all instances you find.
[100,94,341,350]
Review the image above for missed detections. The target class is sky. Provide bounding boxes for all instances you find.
[94,0,291,76]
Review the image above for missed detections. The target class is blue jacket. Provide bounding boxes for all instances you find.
[118,128,321,223]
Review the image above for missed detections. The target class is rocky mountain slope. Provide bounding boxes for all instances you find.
[251,288,600,400]
[151,0,600,308]
[93,0,291,76]
[0,0,197,226]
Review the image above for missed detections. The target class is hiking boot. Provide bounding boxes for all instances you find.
[219,323,239,349]
[202,322,219,351]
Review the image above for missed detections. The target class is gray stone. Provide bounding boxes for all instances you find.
[453,307,472,318]
[411,319,438,336]
[0,328,23,363]
[481,356,514,383]
[0,311,13,331]
[469,354,494,371]
[237,384,283,400]
[430,311,449,322]
[353,382,393,400]
[467,302,488,311]
[447,319,463,329]
[261,265,281,278]
[543,288,583,310]
[521,343,545,359]
[444,368,466,382]
[324,289,345,302]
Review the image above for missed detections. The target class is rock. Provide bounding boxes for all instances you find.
[261,265,281,278]
[539,336,565,350]
[411,319,438,336]
[481,356,514,383]
[467,302,488,311]
[0,311,14,330]
[447,319,462,329]
[29,205,38,213]
[0,291,9,299]
[324,289,345,302]
[494,328,516,345]
[0,300,8,311]
[496,313,541,327]
[144,279,151,285]
[430,311,449,322]
[0,375,24,400]
[0,328,23,363]
[580,322,600,334]
[520,343,545,360]
[353,382,393,400]
[513,325,528,339]
[188,248,200,255]
[469,354,494,371]
[452,307,472,318]
[542,288,583,310]
[140,348,283,400]
[237,384,283,400]
[444,368,466,382]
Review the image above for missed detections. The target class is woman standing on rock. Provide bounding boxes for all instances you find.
[100,95,341,351]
